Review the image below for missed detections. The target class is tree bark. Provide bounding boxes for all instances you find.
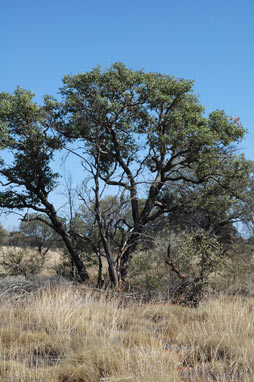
[39,195,90,282]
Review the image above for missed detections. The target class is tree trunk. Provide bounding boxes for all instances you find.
[96,253,104,289]
[119,229,142,282]
[100,232,119,288]
[41,197,90,282]
[62,233,89,282]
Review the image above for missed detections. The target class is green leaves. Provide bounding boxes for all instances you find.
[208,110,246,145]
[0,87,60,209]
[58,63,248,184]
[55,63,253,238]
[0,64,252,285]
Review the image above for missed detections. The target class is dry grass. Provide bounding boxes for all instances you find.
[0,286,253,382]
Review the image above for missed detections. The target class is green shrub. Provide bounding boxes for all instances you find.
[127,251,171,297]
[128,229,227,305]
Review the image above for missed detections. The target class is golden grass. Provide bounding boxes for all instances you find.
[0,286,253,381]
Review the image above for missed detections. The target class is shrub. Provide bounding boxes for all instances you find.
[0,247,45,277]
[127,251,171,298]
[156,229,226,305]
[128,230,226,305]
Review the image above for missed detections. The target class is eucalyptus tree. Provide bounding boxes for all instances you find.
[0,65,252,288]
[0,88,89,281]
[56,62,252,286]
[20,213,62,255]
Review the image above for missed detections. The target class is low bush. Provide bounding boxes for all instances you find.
[0,247,46,277]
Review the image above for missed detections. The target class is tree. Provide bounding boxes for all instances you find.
[56,62,253,286]
[0,65,252,289]
[8,231,26,247]
[0,88,89,281]
[0,224,8,245]
[20,213,62,255]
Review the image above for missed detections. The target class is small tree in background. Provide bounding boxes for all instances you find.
[20,213,62,255]
[0,224,8,245]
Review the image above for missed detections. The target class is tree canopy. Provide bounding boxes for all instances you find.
[0,63,253,287]
[0,87,89,281]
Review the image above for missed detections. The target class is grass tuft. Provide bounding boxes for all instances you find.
[0,286,253,381]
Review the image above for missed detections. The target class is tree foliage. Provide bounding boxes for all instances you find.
[56,63,252,285]
[0,63,253,289]
[0,88,89,281]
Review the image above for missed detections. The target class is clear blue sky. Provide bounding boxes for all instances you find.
[1,0,253,229]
